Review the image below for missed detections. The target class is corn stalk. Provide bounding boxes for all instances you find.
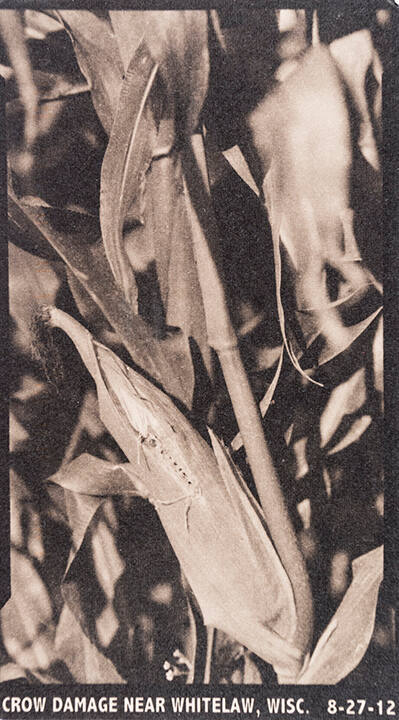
[181,133,314,671]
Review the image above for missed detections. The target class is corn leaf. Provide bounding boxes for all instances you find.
[55,11,124,134]
[50,467,187,680]
[108,11,146,71]
[60,496,126,650]
[101,11,209,343]
[298,545,383,684]
[1,473,65,680]
[110,10,209,138]
[1,548,57,673]
[119,145,210,374]
[99,35,208,379]
[50,453,148,498]
[0,662,28,683]
[46,307,304,680]
[249,46,382,373]
[99,40,158,305]
[99,37,202,392]
[320,368,366,449]
[154,154,208,352]
[54,603,124,683]
[328,415,372,457]
[9,193,194,406]
[48,466,131,664]
[330,29,381,171]
[49,455,148,638]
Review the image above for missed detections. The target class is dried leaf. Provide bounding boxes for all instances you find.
[46,307,303,680]
[298,545,383,684]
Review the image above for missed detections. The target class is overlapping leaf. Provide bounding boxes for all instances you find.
[2,477,125,682]
[99,33,208,381]
[100,12,209,288]
[9,192,195,406]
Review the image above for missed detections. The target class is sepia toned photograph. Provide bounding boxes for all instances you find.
[0,3,395,699]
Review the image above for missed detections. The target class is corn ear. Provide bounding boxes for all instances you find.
[45,307,304,680]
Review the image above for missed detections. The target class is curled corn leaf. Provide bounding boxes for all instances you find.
[45,306,303,680]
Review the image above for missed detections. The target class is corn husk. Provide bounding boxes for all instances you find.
[46,306,302,680]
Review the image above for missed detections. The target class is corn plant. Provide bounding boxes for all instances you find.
[3,8,388,684]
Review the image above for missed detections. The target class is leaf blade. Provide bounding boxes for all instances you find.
[298,545,383,684]
[100,40,158,303]
[56,10,124,134]
[50,453,148,498]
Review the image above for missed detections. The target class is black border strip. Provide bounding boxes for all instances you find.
[0,2,397,705]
